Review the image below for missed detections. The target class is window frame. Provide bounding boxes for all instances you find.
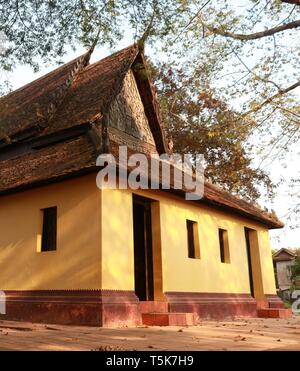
[218,228,230,263]
[38,206,57,253]
[186,219,200,259]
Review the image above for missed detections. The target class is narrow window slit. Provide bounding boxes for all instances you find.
[41,207,57,252]
[186,220,200,259]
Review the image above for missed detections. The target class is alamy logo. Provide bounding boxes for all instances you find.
[0,291,6,315]
[96,146,205,200]
[0,31,8,55]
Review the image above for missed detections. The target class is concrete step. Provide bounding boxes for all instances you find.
[257,308,292,319]
[142,312,196,326]
[139,301,169,314]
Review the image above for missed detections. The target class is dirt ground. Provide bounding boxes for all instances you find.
[0,316,299,351]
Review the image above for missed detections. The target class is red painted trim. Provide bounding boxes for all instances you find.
[257,308,292,318]
[1,290,142,327]
[165,292,258,320]
[1,290,283,325]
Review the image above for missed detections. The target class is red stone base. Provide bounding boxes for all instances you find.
[257,308,292,319]
[165,292,258,321]
[256,294,291,318]
[142,312,196,326]
[0,290,142,327]
[139,301,169,314]
[0,290,287,326]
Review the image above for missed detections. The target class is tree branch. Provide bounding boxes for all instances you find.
[243,79,300,116]
[173,0,212,43]
[137,0,158,50]
[229,43,282,91]
[202,18,300,40]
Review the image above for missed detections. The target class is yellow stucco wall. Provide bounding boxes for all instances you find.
[101,187,277,296]
[0,174,277,296]
[101,187,135,290]
[258,229,277,294]
[0,174,101,290]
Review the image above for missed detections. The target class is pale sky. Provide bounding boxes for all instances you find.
[4,39,300,250]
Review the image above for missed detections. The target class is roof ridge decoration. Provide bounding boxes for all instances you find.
[0,52,92,146]
[99,45,139,116]
[35,51,92,134]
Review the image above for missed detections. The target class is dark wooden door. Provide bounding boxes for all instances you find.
[244,227,255,298]
[133,196,154,301]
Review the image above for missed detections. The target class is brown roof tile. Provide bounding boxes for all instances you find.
[0,53,90,141]
[0,134,96,193]
[0,46,139,144]
[45,45,139,135]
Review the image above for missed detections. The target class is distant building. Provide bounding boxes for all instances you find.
[273,248,296,299]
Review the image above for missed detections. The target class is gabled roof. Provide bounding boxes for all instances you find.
[0,52,91,142]
[273,248,297,261]
[43,46,139,136]
[0,45,284,229]
[0,45,168,154]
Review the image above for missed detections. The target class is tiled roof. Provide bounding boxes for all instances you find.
[0,46,138,143]
[273,248,296,261]
[0,45,283,229]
